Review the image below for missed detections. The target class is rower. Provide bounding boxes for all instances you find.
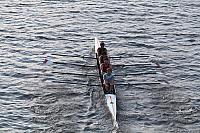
[99,51,109,64]
[100,59,112,74]
[97,41,107,56]
[103,68,115,93]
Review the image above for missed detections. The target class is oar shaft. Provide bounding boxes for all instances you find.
[52,71,98,77]
[113,63,152,67]
[115,71,156,76]
[52,80,99,86]
[53,62,96,67]
[52,53,97,59]
[116,82,161,85]
[51,53,149,59]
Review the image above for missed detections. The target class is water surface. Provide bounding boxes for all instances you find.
[0,0,200,132]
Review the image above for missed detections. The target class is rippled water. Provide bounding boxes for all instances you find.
[0,0,200,132]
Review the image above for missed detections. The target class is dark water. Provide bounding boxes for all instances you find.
[0,0,200,132]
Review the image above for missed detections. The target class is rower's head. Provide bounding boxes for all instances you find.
[104,59,109,64]
[106,68,112,74]
[100,41,105,48]
[103,55,108,60]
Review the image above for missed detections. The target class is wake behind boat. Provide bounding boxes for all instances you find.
[94,37,118,129]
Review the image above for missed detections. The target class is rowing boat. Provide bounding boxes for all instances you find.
[94,37,118,128]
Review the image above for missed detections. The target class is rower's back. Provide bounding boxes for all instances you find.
[103,68,115,94]
[100,59,112,74]
[99,54,109,64]
[97,41,107,56]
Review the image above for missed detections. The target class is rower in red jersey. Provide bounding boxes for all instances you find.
[100,59,112,74]
[97,41,107,56]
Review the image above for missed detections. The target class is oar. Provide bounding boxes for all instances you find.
[43,56,161,68]
[52,80,161,86]
[53,62,96,67]
[113,63,153,67]
[51,53,150,59]
[52,53,96,59]
[116,82,161,86]
[46,61,154,68]
[44,59,152,67]
[110,55,150,58]
[115,71,157,76]
[52,71,157,77]
[52,80,100,86]
[52,71,98,77]
[54,62,154,67]
[43,56,96,67]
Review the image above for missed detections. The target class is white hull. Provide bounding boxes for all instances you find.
[94,37,118,128]
[105,94,118,128]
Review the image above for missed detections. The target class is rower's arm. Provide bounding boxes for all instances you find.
[110,75,115,84]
